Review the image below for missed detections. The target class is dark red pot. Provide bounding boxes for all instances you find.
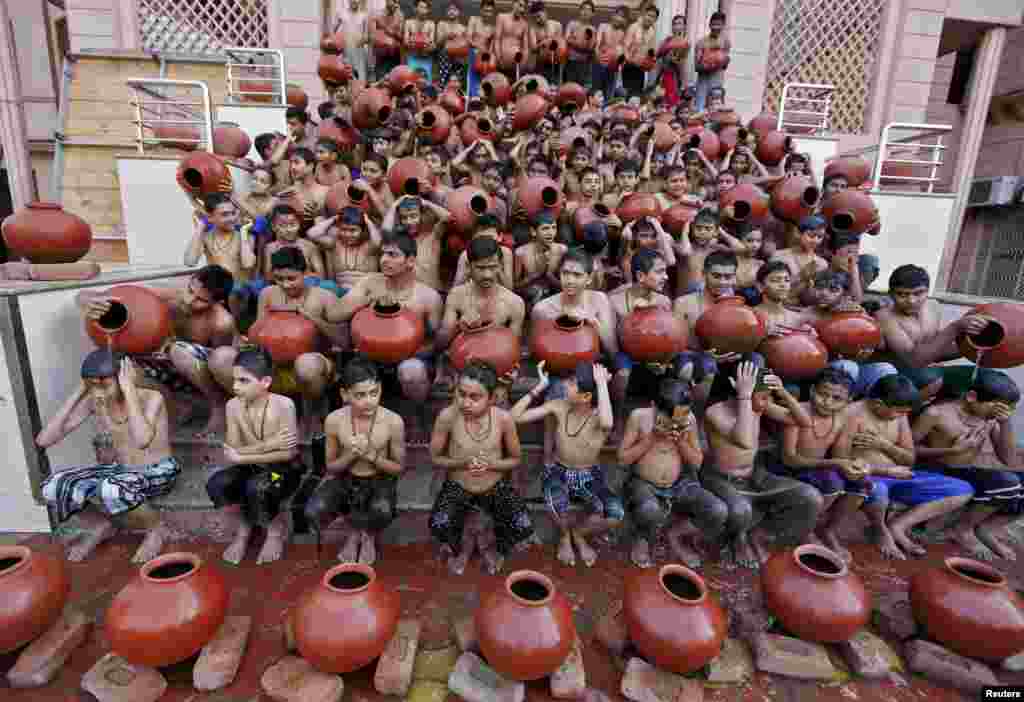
[762,545,870,643]
[388,157,433,197]
[476,570,576,681]
[153,124,201,151]
[326,182,371,215]
[748,112,778,136]
[2,202,93,263]
[814,311,882,359]
[352,87,394,130]
[652,122,676,152]
[497,37,524,70]
[318,55,354,85]
[658,35,690,62]
[372,30,401,57]
[318,117,360,153]
[480,72,511,106]
[556,83,587,112]
[475,52,499,77]
[543,38,569,65]
[320,32,346,54]
[621,307,689,362]
[520,177,564,219]
[824,156,872,189]
[446,35,471,60]
[683,126,721,161]
[106,552,229,667]
[460,115,495,146]
[415,106,452,145]
[450,324,521,377]
[910,557,1024,662]
[212,122,251,159]
[609,104,641,126]
[956,302,1024,369]
[771,175,820,223]
[756,130,792,167]
[287,83,309,111]
[719,183,770,223]
[698,47,729,72]
[530,315,600,373]
[511,93,549,132]
[694,296,766,353]
[248,311,320,363]
[176,151,234,198]
[617,192,661,224]
[387,65,420,96]
[448,186,492,236]
[759,332,828,380]
[662,202,700,237]
[85,284,174,354]
[821,189,880,235]
[352,302,426,363]
[718,126,754,154]
[440,86,465,116]
[624,564,726,674]
[238,79,275,103]
[0,546,70,654]
[573,203,611,241]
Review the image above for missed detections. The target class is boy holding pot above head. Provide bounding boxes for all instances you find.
[184,193,257,286]
[307,205,383,294]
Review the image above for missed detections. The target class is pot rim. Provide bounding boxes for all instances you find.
[961,318,1006,351]
[944,556,1007,588]
[554,315,584,331]
[792,544,849,580]
[0,545,32,579]
[323,562,377,593]
[505,569,556,607]
[141,551,203,584]
[657,563,708,604]
[27,201,63,210]
[372,301,404,317]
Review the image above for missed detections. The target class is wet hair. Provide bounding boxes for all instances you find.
[381,233,417,258]
[528,0,544,12]
[481,160,503,176]
[580,221,609,256]
[631,247,663,278]
[615,159,640,176]
[798,215,825,232]
[317,102,336,120]
[481,0,495,6]
[972,369,1021,405]
[254,132,277,158]
[813,270,849,291]
[664,165,687,180]
[290,147,316,166]
[194,264,235,304]
[316,138,341,160]
[561,247,594,274]
[339,206,363,226]
[868,374,917,408]
[81,349,122,379]
[694,207,719,227]
[202,192,234,213]
[579,167,601,183]
[574,362,597,405]
[361,153,388,173]
[814,367,854,394]
[830,230,861,252]
[717,169,740,182]
[889,264,930,292]
[710,11,726,23]
[251,165,276,186]
[459,359,498,395]
[756,259,791,284]
[704,250,738,272]
[341,357,380,389]
[270,204,300,223]
[286,107,310,123]
[527,156,551,174]
[532,210,557,227]
[672,13,685,23]
[645,5,659,16]
[467,235,500,263]
[476,213,500,231]
[270,246,308,273]
[235,347,274,380]
[654,379,692,415]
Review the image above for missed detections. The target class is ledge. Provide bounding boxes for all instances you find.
[0,264,197,297]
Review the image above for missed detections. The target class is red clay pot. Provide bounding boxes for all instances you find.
[248,311,320,363]
[609,104,641,126]
[152,124,201,151]
[352,301,426,363]
[388,157,433,197]
[658,35,690,62]
[511,93,549,132]
[459,114,496,146]
[387,65,420,96]
[520,176,564,219]
[821,189,880,235]
[440,86,465,116]
[476,570,576,681]
[287,83,309,111]
[617,192,661,224]
[543,37,570,65]
[238,79,275,103]
[326,182,371,215]
[573,202,612,241]
[318,116,361,153]
[106,552,229,667]
[352,87,394,130]
[415,106,453,145]
[621,307,689,362]
[559,126,591,156]
[683,126,721,161]
[293,563,400,673]
[824,156,872,189]
[318,55,354,85]
[480,72,511,106]
[756,130,792,167]
[2,201,93,263]
[530,315,601,373]
[748,112,779,137]
[475,52,499,77]
[814,311,882,359]
[446,35,471,60]
[176,151,234,198]
[661,202,700,237]
[771,175,820,223]
[372,30,401,57]
[910,557,1024,662]
[717,126,754,154]
[719,183,770,223]
[956,302,1024,369]
[762,544,870,643]
[450,323,521,377]
[652,122,676,152]
[497,37,525,70]
[598,45,624,69]
[709,108,741,128]
[694,296,767,353]
[698,47,730,73]
[624,564,726,674]
[554,83,587,113]
[85,284,174,354]
[320,32,346,54]
[447,186,492,237]
[759,331,828,380]
[0,545,70,654]
[212,122,251,159]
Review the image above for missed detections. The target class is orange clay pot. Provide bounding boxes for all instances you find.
[176,151,233,198]
[351,301,426,363]
[0,545,70,654]
[683,126,721,161]
[755,130,792,167]
[661,202,700,237]
[956,302,1024,369]
[694,296,767,353]
[474,51,499,77]
[511,92,550,132]
[352,87,394,130]
[556,82,588,112]
[2,201,93,263]
[758,331,828,380]
[748,112,779,137]
[821,189,880,235]
[318,55,354,85]
[530,315,601,374]
[770,175,820,224]
[388,157,434,197]
[824,156,872,189]
[617,192,661,224]
[573,202,612,241]
[519,176,564,219]
[450,323,521,378]
[85,284,174,354]
[318,116,360,153]
[480,72,511,106]
[287,83,309,111]
[719,183,770,223]
[212,122,251,159]
[248,311,320,363]
[447,185,492,237]
[814,311,882,359]
[620,307,689,362]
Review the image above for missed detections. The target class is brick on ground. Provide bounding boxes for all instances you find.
[447,651,525,702]
[620,657,703,702]
[81,653,167,702]
[261,655,344,702]
[7,607,91,688]
[752,633,838,681]
[414,644,461,682]
[706,637,754,684]
[903,639,998,694]
[193,615,252,691]
[873,591,917,641]
[375,618,421,696]
[836,629,902,678]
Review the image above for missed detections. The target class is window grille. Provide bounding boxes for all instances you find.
[137,0,269,56]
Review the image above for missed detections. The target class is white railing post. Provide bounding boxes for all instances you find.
[224,48,288,105]
[125,79,215,154]
[777,82,835,135]
[869,122,952,193]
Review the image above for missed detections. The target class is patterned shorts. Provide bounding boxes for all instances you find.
[41,457,181,524]
[541,463,625,520]
[134,341,210,395]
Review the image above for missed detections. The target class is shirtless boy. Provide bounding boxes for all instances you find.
[262,205,327,281]
[694,13,730,111]
[184,193,257,284]
[770,215,827,303]
[516,211,568,309]
[382,195,452,292]
[674,208,722,295]
[593,5,629,99]
[495,0,530,77]
[753,261,807,334]
[305,358,405,565]
[307,206,383,292]
[453,214,515,289]
[39,352,178,563]
[429,360,533,574]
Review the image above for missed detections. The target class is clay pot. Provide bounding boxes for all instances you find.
[652,122,676,152]
[152,124,201,151]
[351,302,426,363]
[2,202,93,263]
[661,202,700,237]
[717,126,753,153]
[85,284,174,354]
[448,186,492,237]
[698,47,730,73]
[388,157,433,198]
[476,570,576,681]
[598,45,625,68]
[446,35,471,60]
[623,564,726,674]
[529,315,601,373]
[212,122,251,159]
[748,112,779,136]
[320,32,346,54]
[719,183,770,223]
[440,86,465,116]
[709,108,741,127]
[694,296,767,353]
[683,126,721,161]
[176,151,233,197]
[318,55,354,85]
[658,35,690,62]
[387,65,420,96]
[459,115,496,146]
[0,545,70,654]
[326,183,371,215]
[511,93,549,132]
[450,323,521,377]
[292,563,400,673]
[568,26,596,52]
[318,116,360,153]
[416,105,453,145]
[519,177,564,219]
[762,545,870,643]
[474,52,498,77]
[821,189,880,235]
[248,311,320,364]
[556,83,587,112]
[910,557,1024,662]
[609,104,641,126]
[956,302,1024,369]
[480,72,511,107]
[617,192,662,224]
[497,37,524,70]
[106,552,229,667]
[372,30,401,57]
[287,83,309,111]
[621,307,689,362]
[814,311,882,359]
[770,175,820,223]
[824,156,872,189]
[352,87,394,130]
[573,203,611,241]
[759,332,828,380]
[543,37,569,65]
[755,130,792,167]
[238,79,275,103]
[560,126,591,156]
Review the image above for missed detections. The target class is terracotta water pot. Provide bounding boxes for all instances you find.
[543,37,570,65]
[694,296,767,353]
[320,32,346,54]
[352,302,426,363]
[450,323,521,377]
[152,124,201,151]
[176,151,233,197]
[683,126,721,161]
[568,26,596,52]
[617,192,661,224]
[448,186,492,236]
[520,176,564,219]
[85,284,174,354]
[552,84,585,114]
[652,122,676,152]
[460,115,495,146]
[238,79,275,103]
[756,130,792,167]
[718,126,753,153]
[662,202,700,237]
[824,156,872,189]
[446,35,471,60]
[559,126,591,156]
[748,112,778,136]
[658,35,690,62]
[388,157,433,197]
[511,93,549,132]
[821,189,880,235]
[0,545,70,654]
[708,108,741,127]
[292,563,400,673]
[719,183,770,223]
[699,47,730,73]
[956,302,1024,368]
[759,331,828,380]
[372,30,400,57]
[480,72,511,106]
[352,87,394,130]
[212,122,251,159]
[497,37,524,70]
[318,117,360,153]
[106,552,229,667]
[2,202,93,263]
[762,544,870,643]
[287,83,309,111]
[573,203,611,241]
[440,85,465,116]
[326,182,371,215]
[318,55,354,85]
[248,311,320,364]
[415,105,453,145]
[387,65,420,96]
[598,45,624,68]
[475,52,499,77]
[476,570,576,681]
[770,175,820,223]
[814,311,882,359]
[910,557,1024,662]
[609,104,641,126]
[530,315,601,373]
[623,564,726,674]
[620,307,689,362]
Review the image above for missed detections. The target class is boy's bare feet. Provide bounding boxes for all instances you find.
[977,523,1018,560]
[951,525,995,560]
[557,532,576,566]
[222,523,253,565]
[732,533,761,570]
[131,523,171,564]
[482,546,504,575]
[819,528,852,564]
[889,521,927,558]
[338,530,360,563]
[358,530,377,565]
[67,519,117,563]
[448,549,471,575]
[873,524,906,560]
[256,513,292,565]
[666,524,702,569]
[630,538,654,569]
[572,529,598,568]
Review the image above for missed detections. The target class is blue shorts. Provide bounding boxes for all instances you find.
[765,457,878,502]
[871,470,973,506]
[232,277,347,299]
[933,465,1023,511]
[828,361,898,399]
[541,463,624,521]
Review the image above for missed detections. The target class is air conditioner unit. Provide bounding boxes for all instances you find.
[967,176,1020,208]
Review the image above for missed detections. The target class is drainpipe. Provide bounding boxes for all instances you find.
[49,56,75,202]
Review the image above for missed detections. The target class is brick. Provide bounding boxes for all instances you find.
[595,599,629,655]
[375,618,421,696]
[7,608,91,688]
[193,615,251,691]
[873,592,917,641]
[454,614,479,652]
[706,637,754,684]
[81,653,167,702]
[413,644,460,682]
[904,639,998,694]
[447,652,525,702]
[621,658,703,702]
[752,633,837,681]
[550,638,586,699]
[836,630,901,679]
[261,655,344,702]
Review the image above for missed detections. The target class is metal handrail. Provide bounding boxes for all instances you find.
[870,122,953,194]
[126,79,215,154]
[777,82,835,135]
[224,48,288,104]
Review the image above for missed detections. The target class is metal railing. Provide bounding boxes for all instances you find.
[777,83,835,135]
[126,79,215,154]
[829,122,953,194]
[224,48,287,104]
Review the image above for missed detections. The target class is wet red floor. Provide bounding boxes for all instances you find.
[2,530,1020,702]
